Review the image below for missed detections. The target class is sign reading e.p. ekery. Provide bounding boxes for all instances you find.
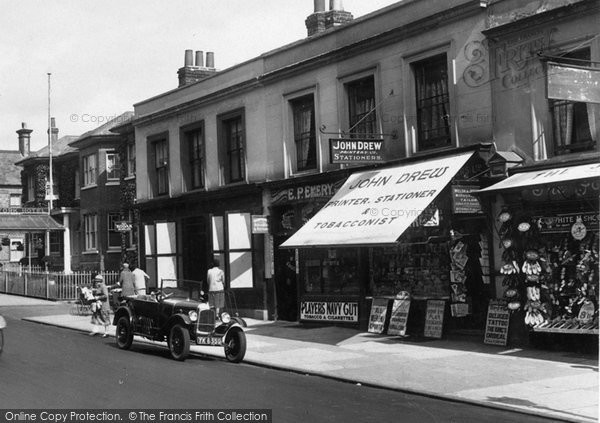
[300,301,359,322]
[330,138,385,164]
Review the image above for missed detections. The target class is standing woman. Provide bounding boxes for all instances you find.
[90,275,110,337]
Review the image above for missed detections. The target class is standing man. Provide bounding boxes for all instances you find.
[132,264,150,295]
[207,258,225,315]
[118,261,135,297]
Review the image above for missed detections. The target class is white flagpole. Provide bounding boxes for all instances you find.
[47,72,53,212]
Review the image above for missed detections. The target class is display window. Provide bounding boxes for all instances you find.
[300,248,360,296]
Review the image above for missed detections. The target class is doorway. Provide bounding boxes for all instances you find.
[181,216,209,287]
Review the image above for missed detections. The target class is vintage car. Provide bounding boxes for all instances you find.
[112,279,246,362]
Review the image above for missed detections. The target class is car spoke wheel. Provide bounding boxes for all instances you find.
[0,330,4,355]
[224,329,246,363]
[169,324,190,361]
[116,316,133,350]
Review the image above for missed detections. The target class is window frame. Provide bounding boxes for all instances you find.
[217,109,246,185]
[548,48,597,156]
[126,141,136,178]
[412,53,452,152]
[83,214,98,251]
[346,76,378,139]
[290,95,318,172]
[83,153,98,187]
[180,121,206,191]
[106,151,121,181]
[147,133,170,197]
[107,212,122,250]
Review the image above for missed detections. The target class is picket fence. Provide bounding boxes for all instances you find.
[0,267,120,301]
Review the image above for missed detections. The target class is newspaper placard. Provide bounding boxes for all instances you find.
[368,298,390,334]
[387,298,411,336]
[423,300,445,338]
[484,300,510,346]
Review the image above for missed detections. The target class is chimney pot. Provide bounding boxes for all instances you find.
[195,51,204,67]
[330,0,343,11]
[206,52,215,68]
[17,122,33,157]
[314,0,326,12]
[184,49,194,67]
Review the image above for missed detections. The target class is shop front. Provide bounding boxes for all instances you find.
[477,160,600,348]
[281,147,494,333]
[268,173,349,321]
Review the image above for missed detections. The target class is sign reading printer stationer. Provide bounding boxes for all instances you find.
[330,138,385,164]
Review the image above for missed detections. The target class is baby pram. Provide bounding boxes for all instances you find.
[71,285,95,315]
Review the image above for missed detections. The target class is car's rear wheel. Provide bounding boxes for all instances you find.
[0,329,4,355]
[169,324,190,361]
[224,329,246,363]
[116,316,133,350]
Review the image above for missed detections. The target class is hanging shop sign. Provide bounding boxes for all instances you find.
[251,215,269,234]
[423,300,445,338]
[271,180,345,206]
[387,295,411,336]
[368,298,390,334]
[114,221,133,232]
[451,185,483,214]
[484,300,510,346]
[546,62,600,104]
[300,301,359,322]
[533,212,599,234]
[330,138,385,164]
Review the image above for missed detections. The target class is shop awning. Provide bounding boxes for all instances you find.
[0,214,64,231]
[476,162,600,195]
[280,152,474,248]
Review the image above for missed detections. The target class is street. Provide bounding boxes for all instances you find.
[0,304,557,423]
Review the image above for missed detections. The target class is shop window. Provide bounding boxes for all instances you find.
[184,125,205,190]
[84,214,97,251]
[126,141,136,177]
[550,49,597,155]
[413,54,451,151]
[153,138,169,195]
[218,111,245,184]
[300,248,360,295]
[125,210,138,249]
[106,151,121,181]
[291,95,317,171]
[211,214,254,289]
[83,153,97,187]
[347,76,377,138]
[107,212,121,249]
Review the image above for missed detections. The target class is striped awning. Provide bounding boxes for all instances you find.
[0,214,64,231]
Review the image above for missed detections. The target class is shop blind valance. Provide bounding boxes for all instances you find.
[0,214,64,231]
[280,152,474,248]
[476,162,600,195]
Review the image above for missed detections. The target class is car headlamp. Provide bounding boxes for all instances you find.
[220,312,231,324]
[188,311,198,322]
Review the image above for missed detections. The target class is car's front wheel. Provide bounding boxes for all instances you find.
[116,316,133,350]
[224,329,246,363]
[169,324,190,361]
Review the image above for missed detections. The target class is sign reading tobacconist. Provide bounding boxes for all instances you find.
[330,138,385,164]
[301,301,359,322]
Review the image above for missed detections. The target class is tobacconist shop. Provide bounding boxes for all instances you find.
[281,146,495,334]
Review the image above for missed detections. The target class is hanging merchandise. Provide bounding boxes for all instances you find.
[449,238,469,317]
[497,208,599,332]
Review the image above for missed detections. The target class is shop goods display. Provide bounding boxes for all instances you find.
[497,209,599,333]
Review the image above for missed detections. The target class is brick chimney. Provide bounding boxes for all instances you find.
[16,122,32,157]
[177,49,217,87]
[306,0,353,36]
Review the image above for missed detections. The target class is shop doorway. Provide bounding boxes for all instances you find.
[275,237,298,321]
[181,216,209,286]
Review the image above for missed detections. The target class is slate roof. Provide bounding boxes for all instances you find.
[72,111,134,144]
[0,150,24,186]
[28,135,80,159]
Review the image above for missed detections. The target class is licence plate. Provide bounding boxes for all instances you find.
[196,336,222,346]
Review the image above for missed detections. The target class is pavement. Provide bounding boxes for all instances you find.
[1,293,598,422]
